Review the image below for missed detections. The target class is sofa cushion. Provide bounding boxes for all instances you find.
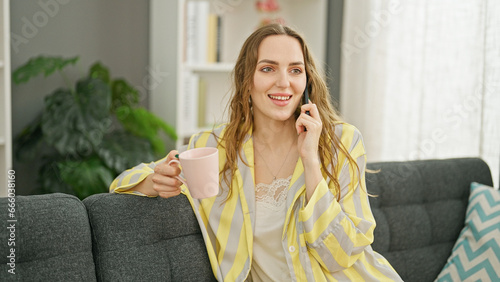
[435,182,500,281]
[0,193,96,281]
[83,193,216,281]
[367,158,493,282]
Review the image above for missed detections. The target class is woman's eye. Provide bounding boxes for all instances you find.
[261,66,273,72]
[290,68,302,74]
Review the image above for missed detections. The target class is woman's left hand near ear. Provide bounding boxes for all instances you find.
[295,102,322,165]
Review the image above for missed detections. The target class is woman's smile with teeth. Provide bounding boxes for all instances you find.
[268,94,291,101]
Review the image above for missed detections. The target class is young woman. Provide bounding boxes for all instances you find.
[110,23,402,281]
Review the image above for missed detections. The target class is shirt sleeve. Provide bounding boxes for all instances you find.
[109,156,168,196]
[298,125,375,272]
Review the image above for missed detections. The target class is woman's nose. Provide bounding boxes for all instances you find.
[275,71,290,88]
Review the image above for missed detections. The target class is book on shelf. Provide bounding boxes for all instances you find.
[185,0,222,65]
[180,71,199,135]
[207,14,223,63]
[198,77,207,128]
[185,0,209,64]
[181,74,218,138]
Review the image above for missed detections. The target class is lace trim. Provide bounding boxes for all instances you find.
[255,176,292,209]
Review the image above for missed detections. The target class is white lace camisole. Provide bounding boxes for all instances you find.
[249,176,292,282]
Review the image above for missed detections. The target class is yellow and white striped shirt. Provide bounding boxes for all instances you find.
[110,123,402,282]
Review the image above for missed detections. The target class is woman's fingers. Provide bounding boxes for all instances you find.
[158,189,182,198]
[296,102,322,163]
[151,172,182,187]
[165,150,179,163]
[296,103,322,134]
[154,161,181,177]
[152,150,183,198]
[153,177,182,198]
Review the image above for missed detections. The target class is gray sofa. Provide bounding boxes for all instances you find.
[0,158,493,281]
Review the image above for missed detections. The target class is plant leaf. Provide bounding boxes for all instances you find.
[75,77,112,126]
[38,157,74,195]
[96,132,156,173]
[41,78,111,155]
[88,62,111,84]
[57,156,115,199]
[111,79,140,111]
[13,113,45,161]
[115,106,177,155]
[12,56,79,84]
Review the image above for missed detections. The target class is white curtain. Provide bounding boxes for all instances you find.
[340,0,500,186]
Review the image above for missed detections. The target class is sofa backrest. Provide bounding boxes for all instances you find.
[83,193,216,281]
[0,158,493,282]
[0,193,96,281]
[367,158,493,282]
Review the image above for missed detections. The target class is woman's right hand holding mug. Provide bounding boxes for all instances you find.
[150,150,184,198]
[135,147,219,199]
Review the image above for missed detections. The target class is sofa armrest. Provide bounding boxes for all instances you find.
[0,193,96,281]
[83,193,216,281]
[367,158,493,282]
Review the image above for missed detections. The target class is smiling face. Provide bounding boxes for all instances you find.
[250,35,307,124]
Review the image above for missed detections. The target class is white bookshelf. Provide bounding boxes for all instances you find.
[0,0,12,197]
[186,63,234,73]
[150,0,327,149]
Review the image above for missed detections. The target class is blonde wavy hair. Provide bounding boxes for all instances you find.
[218,23,360,201]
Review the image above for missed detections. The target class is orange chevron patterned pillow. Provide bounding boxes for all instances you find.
[436,182,500,282]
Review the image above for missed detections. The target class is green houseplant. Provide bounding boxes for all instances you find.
[13,56,177,199]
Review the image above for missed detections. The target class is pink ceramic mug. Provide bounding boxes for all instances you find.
[168,147,219,199]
